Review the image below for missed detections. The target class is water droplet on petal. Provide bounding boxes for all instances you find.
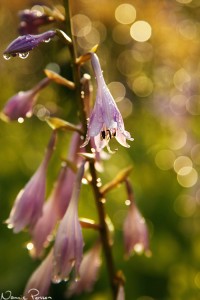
[44,38,51,43]
[64,276,69,282]
[18,117,24,123]
[75,276,80,282]
[3,54,11,60]
[52,275,62,284]
[7,223,13,229]
[26,242,34,251]
[19,52,29,59]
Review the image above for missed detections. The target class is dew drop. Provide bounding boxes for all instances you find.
[3,54,11,60]
[75,276,80,282]
[44,38,51,43]
[63,276,69,282]
[26,242,34,251]
[19,52,29,59]
[18,117,24,123]
[52,275,62,284]
[7,224,13,229]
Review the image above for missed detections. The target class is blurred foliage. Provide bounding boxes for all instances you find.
[1,0,200,299]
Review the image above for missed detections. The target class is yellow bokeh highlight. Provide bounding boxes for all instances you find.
[130,21,152,42]
[177,167,198,188]
[155,149,176,170]
[173,156,192,173]
[132,75,153,97]
[115,3,136,25]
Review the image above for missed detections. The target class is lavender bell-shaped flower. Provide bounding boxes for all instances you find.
[82,53,133,152]
[3,30,56,59]
[66,242,101,297]
[24,249,53,299]
[30,194,58,258]
[31,164,74,257]
[1,78,50,121]
[31,132,82,257]
[53,162,85,283]
[6,132,56,233]
[123,180,149,257]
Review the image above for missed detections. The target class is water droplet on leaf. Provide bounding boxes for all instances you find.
[3,54,11,60]
[19,52,29,59]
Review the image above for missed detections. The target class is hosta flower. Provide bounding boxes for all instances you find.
[56,131,83,218]
[3,30,56,59]
[24,249,53,299]
[123,180,149,257]
[31,132,82,257]
[18,9,53,35]
[1,78,50,121]
[30,195,58,258]
[31,165,75,257]
[6,132,56,233]
[53,162,85,282]
[82,53,133,152]
[66,242,101,297]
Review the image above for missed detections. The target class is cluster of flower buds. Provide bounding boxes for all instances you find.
[2,3,149,300]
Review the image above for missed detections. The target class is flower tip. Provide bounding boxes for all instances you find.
[89,44,99,53]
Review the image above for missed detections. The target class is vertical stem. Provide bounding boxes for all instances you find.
[89,162,118,299]
[63,0,87,133]
[63,1,119,299]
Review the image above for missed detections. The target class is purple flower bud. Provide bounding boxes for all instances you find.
[6,132,56,233]
[123,180,149,257]
[24,249,53,298]
[3,30,56,58]
[53,162,85,283]
[1,78,50,121]
[66,242,101,297]
[18,9,53,35]
[82,53,133,152]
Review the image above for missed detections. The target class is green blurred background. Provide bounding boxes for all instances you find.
[1,0,200,299]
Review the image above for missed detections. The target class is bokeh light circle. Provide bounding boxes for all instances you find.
[130,21,152,42]
[155,149,176,170]
[115,3,136,25]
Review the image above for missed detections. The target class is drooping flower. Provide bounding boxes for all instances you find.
[18,9,53,35]
[24,249,53,299]
[31,132,82,257]
[66,242,101,297]
[123,180,149,257]
[30,165,74,257]
[3,30,56,59]
[82,52,133,152]
[53,162,85,282]
[6,132,56,233]
[1,78,50,121]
